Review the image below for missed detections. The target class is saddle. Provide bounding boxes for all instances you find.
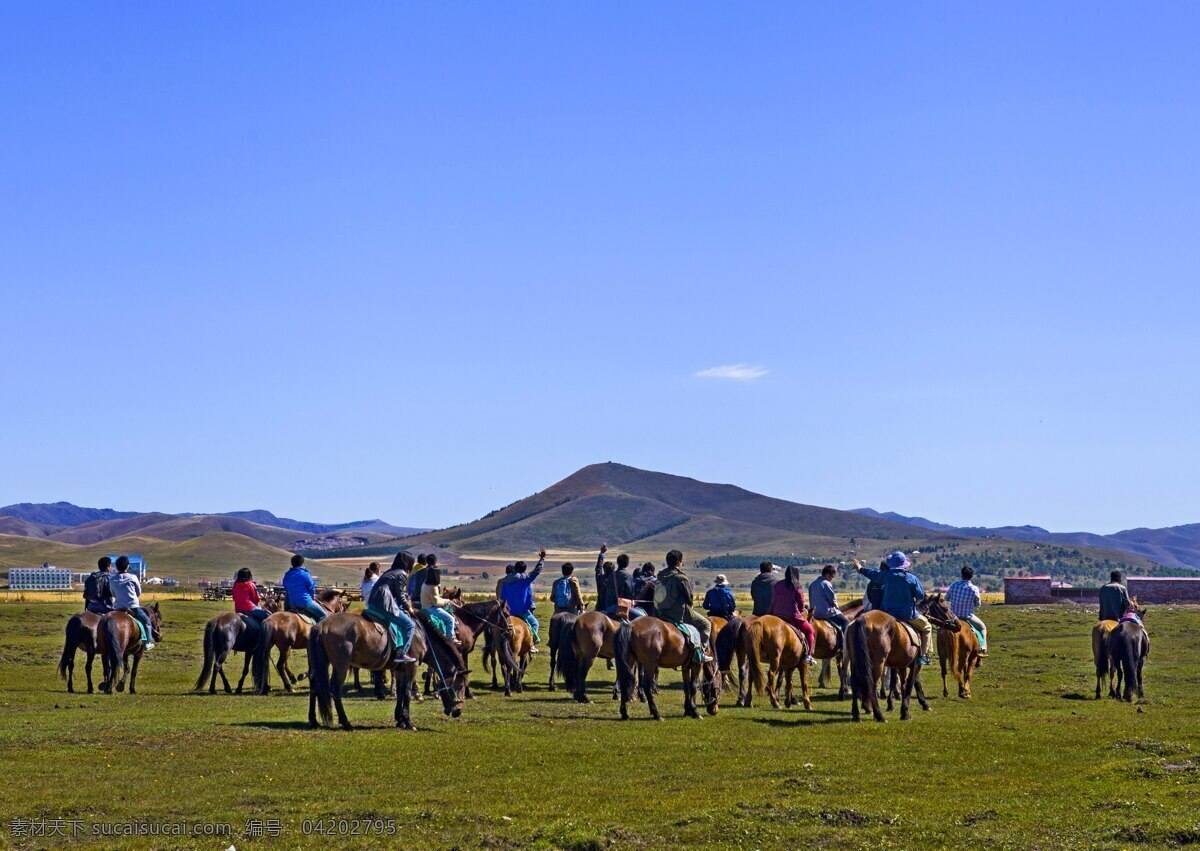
[295,613,316,626]
[898,620,920,646]
[362,609,406,652]
[664,619,704,663]
[115,609,151,645]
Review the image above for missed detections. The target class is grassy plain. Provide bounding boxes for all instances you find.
[0,601,1198,849]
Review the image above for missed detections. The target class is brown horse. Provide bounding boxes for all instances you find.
[1107,610,1150,703]
[485,616,533,693]
[614,617,720,720]
[96,605,163,695]
[252,590,347,694]
[450,598,518,697]
[846,608,929,722]
[919,593,980,699]
[307,612,467,729]
[194,599,282,695]
[810,599,862,698]
[58,610,104,693]
[741,615,812,710]
[558,610,622,702]
[1093,597,1144,699]
[547,611,579,691]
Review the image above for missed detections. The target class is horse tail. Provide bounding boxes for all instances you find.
[745,620,766,696]
[558,623,579,694]
[849,617,871,701]
[1117,628,1139,700]
[495,621,519,677]
[252,617,274,695]
[481,625,494,673]
[102,615,124,687]
[194,620,216,691]
[715,615,742,674]
[307,627,333,726]
[58,616,81,681]
[613,621,636,705]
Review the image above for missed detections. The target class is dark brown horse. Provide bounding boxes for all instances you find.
[547,611,579,691]
[614,617,720,720]
[194,599,282,695]
[252,590,347,694]
[1107,613,1150,702]
[307,611,467,730]
[451,598,518,697]
[740,615,811,710]
[846,608,929,722]
[97,605,163,695]
[1092,596,1144,699]
[558,610,622,702]
[58,610,104,693]
[810,599,862,698]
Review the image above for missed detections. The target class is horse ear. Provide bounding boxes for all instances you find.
[153,602,160,612]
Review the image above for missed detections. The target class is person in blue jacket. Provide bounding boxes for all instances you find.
[282,554,326,622]
[702,575,737,619]
[501,548,545,646]
[854,552,932,665]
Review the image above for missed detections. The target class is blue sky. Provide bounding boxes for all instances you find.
[2,4,1197,534]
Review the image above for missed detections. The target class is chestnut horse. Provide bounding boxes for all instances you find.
[194,599,282,695]
[740,615,811,710]
[97,605,163,695]
[918,593,980,699]
[307,612,467,730]
[485,616,533,693]
[809,599,862,698]
[452,598,518,698]
[1092,597,1144,699]
[846,608,929,722]
[58,610,104,693]
[252,589,347,694]
[613,618,720,720]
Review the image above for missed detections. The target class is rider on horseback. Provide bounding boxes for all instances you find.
[365,551,418,665]
[501,549,546,645]
[855,553,932,666]
[551,563,585,615]
[808,563,848,648]
[768,566,816,666]
[83,556,115,616]
[703,575,737,619]
[232,568,271,622]
[654,550,714,663]
[946,566,988,655]
[1100,570,1134,622]
[110,556,159,649]
[421,567,459,641]
[282,555,326,622]
[750,561,778,616]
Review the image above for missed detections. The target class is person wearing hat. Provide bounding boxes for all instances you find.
[702,574,737,620]
[853,552,932,666]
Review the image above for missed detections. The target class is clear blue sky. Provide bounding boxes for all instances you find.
[2,4,1197,534]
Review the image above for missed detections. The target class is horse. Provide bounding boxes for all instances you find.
[557,610,622,702]
[918,593,980,699]
[484,616,533,693]
[194,599,282,695]
[1092,597,1144,699]
[96,605,163,695]
[452,598,518,697]
[809,598,862,699]
[613,617,720,720]
[58,610,104,693]
[252,589,347,694]
[307,611,467,730]
[1107,612,1150,703]
[845,607,929,722]
[740,615,811,710]
[547,611,579,691]
[715,615,752,699]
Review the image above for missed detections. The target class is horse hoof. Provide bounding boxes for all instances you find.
[451,708,462,718]
[116,683,125,693]
[340,723,354,731]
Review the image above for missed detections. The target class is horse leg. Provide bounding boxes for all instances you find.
[128,651,142,694]
[767,651,782,708]
[683,664,701,719]
[956,651,969,698]
[236,652,253,693]
[900,664,915,721]
[868,662,886,722]
[395,668,415,730]
[941,650,950,697]
[818,657,830,689]
[914,664,931,711]
[216,650,233,694]
[1137,651,1146,699]
[548,642,558,692]
[837,651,848,701]
[576,655,594,704]
[84,650,97,694]
[799,661,812,710]
[277,648,293,693]
[332,665,352,729]
[644,661,662,720]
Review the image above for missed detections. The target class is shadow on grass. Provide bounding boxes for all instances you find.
[748,714,856,727]
[227,720,452,733]
[1061,692,1094,701]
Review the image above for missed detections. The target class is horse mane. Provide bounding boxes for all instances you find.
[841,598,864,615]
[316,588,342,604]
[457,599,502,620]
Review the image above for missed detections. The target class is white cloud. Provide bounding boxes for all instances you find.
[695,364,768,381]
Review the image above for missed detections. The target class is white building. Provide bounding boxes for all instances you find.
[9,565,74,591]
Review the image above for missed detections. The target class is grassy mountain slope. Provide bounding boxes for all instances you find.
[0,516,63,537]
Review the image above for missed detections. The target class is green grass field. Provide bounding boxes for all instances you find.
[1,601,1198,849]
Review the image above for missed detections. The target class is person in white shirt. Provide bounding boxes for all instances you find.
[361,562,381,601]
[109,556,159,649]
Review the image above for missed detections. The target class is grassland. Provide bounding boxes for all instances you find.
[1,600,1198,849]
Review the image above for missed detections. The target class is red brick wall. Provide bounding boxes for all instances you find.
[1004,577,1053,604]
[1128,578,1200,604]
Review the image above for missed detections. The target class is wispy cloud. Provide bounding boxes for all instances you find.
[695,364,769,381]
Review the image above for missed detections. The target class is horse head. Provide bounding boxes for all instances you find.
[701,656,722,715]
[919,593,959,630]
[1130,596,1148,619]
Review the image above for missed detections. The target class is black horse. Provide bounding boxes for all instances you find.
[1107,616,1150,702]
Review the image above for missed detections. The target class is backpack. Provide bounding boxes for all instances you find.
[83,571,107,602]
[552,577,573,608]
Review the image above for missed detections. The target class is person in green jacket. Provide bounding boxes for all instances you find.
[653,550,713,662]
[1099,570,1133,622]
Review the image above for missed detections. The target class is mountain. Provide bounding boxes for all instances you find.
[406,462,943,555]
[855,509,1200,571]
[851,508,957,532]
[0,501,140,527]
[46,514,356,549]
[214,511,426,537]
[0,516,63,537]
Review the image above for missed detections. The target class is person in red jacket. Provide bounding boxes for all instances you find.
[768,565,816,665]
[232,568,270,622]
